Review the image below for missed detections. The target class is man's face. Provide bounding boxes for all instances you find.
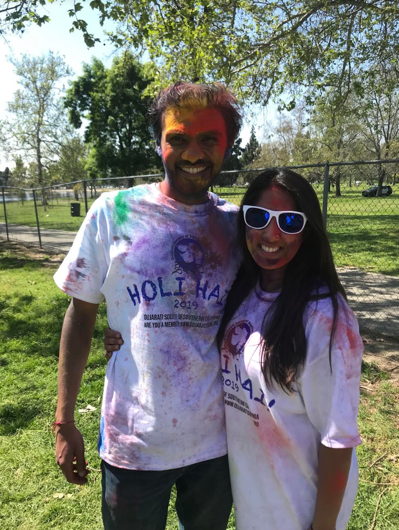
[159,107,229,204]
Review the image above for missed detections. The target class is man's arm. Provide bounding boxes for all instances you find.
[55,297,99,485]
[311,445,353,530]
[103,327,124,360]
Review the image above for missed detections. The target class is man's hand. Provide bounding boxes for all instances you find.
[55,423,89,485]
[103,328,124,361]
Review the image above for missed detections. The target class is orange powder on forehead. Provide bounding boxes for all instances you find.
[163,107,227,139]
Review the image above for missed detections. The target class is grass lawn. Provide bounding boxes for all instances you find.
[0,243,398,529]
[2,185,398,275]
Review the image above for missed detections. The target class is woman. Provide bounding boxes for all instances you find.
[104,169,363,530]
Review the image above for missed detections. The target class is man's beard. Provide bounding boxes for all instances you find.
[164,164,218,200]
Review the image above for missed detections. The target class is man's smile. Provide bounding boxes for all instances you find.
[179,165,208,174]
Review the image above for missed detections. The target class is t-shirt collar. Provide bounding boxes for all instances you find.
[255,280,281,303]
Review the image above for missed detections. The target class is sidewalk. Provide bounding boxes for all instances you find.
[0,222,76,253]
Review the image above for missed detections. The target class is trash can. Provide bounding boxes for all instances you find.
[70,202,81,217]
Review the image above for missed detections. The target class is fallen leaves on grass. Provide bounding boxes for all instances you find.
[78,404,96,413]
[52,493,73,500]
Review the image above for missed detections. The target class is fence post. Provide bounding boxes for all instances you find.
[322,162,330,229]
[83,180,88,214]
[1,186,10,242]
[33,190,43,249]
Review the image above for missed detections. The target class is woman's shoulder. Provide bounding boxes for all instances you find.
[302,289,363,375]
[306,283,352,317]
[304,288,360,346]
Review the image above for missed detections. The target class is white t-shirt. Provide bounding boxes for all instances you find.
[54,183,241,470]
[222,282,363,530]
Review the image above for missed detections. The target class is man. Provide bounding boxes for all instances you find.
[53,82,243,530]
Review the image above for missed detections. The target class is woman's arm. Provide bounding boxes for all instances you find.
[311,445,353,530]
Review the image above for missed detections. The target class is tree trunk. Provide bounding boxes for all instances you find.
[36,134,48,207]
[335,170,342,197]
[377,163,385,196]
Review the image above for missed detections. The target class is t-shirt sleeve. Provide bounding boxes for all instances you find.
[53,196,110,304]
[298,298,363,449]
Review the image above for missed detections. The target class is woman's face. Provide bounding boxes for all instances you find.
[245,185,304,288]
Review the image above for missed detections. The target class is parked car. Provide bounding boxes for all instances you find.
[362,185,393,197]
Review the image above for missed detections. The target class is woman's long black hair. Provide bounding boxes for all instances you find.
[217,168,347,392]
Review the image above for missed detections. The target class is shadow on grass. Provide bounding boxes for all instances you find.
[0,294,67,358]
[361,360,389,383]
[0,292,107,359]
[0,254,47,271]
[0,402,41,435]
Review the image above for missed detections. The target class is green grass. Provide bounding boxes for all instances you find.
[0,244,398,529]
[2,185,398,275]
[1,197,98,232]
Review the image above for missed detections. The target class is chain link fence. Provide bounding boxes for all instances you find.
[1,160,398,339]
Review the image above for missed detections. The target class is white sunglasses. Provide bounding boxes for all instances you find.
[243,205,307,234]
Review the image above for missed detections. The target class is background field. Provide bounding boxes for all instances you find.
[0,242,398,529]
[1,185,398,276]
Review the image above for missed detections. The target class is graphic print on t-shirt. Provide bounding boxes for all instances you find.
[126,232,229,331]
[224,320,253,358]
[222,320,275,426]
[172,235,205,276]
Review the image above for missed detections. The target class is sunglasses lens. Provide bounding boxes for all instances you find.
[279,213,305,233]
[246,207,270,228]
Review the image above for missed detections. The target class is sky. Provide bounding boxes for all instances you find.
[0,1,272,169]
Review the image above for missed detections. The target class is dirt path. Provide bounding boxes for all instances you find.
[0,222,76,253]
[338,267,399,339]
[361,333,399,383]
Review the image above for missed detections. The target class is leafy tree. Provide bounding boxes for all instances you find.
[352,60,399,195]
[215,138,244,187]
[0,1,51,36]
[0,167,10,186]
[3,1,399,106]
[8,156,27,187]
[0,52,72,204]
[310,92,362,196]
[64,51,161,181]
[241,126,261,168]
[49,135,88,184]
[253,108,318,174]
[238,126,261,184]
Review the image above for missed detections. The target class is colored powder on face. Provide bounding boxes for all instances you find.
[114,192,129,226]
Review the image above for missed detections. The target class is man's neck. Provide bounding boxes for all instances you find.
[158,180,210,205]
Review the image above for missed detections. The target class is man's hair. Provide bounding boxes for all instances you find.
[148,81,242,146]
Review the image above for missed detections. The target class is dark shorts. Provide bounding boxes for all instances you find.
[101,455,233,530]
